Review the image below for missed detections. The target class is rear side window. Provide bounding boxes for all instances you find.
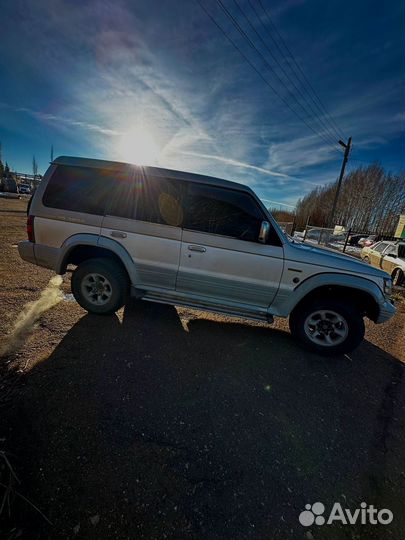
[184,183,276,244]
[135,177,185,227]
[374,242,388,253]
[108,175,185,227]
[43,165,117,215]
[384,245,397,257]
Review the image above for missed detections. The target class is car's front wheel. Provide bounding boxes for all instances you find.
[71,258,129,315]
[289,298,365,356]
[392,268,404,287]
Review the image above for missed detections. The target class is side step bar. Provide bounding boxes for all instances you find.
[132,287,274,324]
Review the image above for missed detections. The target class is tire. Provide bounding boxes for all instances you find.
[289,298,365,357]
[71,258,129,315]
[392,268,404,287]
[362,256,370,264]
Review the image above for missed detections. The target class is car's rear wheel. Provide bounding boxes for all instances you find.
[362,256,370,264]
[289,298,365,356]
[72,258,129,315]
[392,268,404,287]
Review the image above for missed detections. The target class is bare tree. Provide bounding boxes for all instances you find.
[32,155,38,180]
[295,163,405,235]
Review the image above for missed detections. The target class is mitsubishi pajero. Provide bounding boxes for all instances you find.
[19,156,395,356]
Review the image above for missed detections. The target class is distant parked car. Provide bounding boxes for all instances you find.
[328,233,346,244]
[305,228,332,243]
[292,231,304,242]
[358,235,377,247]
[361,241,405,286]
[18,184,31,194]
[305,229,346,245]
[347,233,364,246]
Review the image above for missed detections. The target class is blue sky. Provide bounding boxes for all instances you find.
[0,0,404,208]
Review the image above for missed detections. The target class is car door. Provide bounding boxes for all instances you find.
[381,245,398,274]
[101,171,184,290]
[369,242,387,268]
[176,182,284,309]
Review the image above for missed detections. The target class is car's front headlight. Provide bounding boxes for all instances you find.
[383,277,393,296]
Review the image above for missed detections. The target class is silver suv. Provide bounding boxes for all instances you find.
[19,156,395,356]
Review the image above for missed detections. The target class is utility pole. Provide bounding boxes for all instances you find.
[329,136,352,228]
[32,155,38,183]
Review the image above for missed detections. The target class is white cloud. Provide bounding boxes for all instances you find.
[0,101,122,137]
[265,134,342,175]
[178,150,290,178]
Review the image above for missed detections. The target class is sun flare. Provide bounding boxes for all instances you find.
[117,126,159,165]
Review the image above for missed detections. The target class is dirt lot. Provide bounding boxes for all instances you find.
[1,198,404,540]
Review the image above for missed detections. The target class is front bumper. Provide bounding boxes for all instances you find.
[376,298,396,324]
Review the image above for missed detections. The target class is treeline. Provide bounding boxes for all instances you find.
[268,209,295,223]
[271,164,405,235]
[0,157,18,192]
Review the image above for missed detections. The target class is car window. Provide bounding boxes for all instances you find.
[373,242,388,253]
[134,176,185,227]
[108,174,185,227]
[43,165,117,215]
[184,183,280,245]
[383,245,397,256]
[107,170,138,220]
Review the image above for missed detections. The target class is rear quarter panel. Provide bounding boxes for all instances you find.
[30,164,103,249]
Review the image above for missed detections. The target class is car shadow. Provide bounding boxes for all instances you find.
[4,301,405,540]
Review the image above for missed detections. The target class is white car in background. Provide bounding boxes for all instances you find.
[361,241,405,286]
[18,184,31,194]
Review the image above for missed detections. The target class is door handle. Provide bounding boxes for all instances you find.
[111,230,127,239]
[188,245,206,253]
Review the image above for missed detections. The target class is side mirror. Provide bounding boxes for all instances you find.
[258,221,270,244]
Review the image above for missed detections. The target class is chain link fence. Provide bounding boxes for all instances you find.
[293,226,401,257]
[302,226,353,252]
[294,227,367,257]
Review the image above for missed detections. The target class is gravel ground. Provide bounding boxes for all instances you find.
[1,198,404,540]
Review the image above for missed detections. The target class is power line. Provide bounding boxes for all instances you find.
[232,0,342,148]
[256,0,345,140]
[248,0,343,142]
[196,0,342,155]
[214,0,341,151]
